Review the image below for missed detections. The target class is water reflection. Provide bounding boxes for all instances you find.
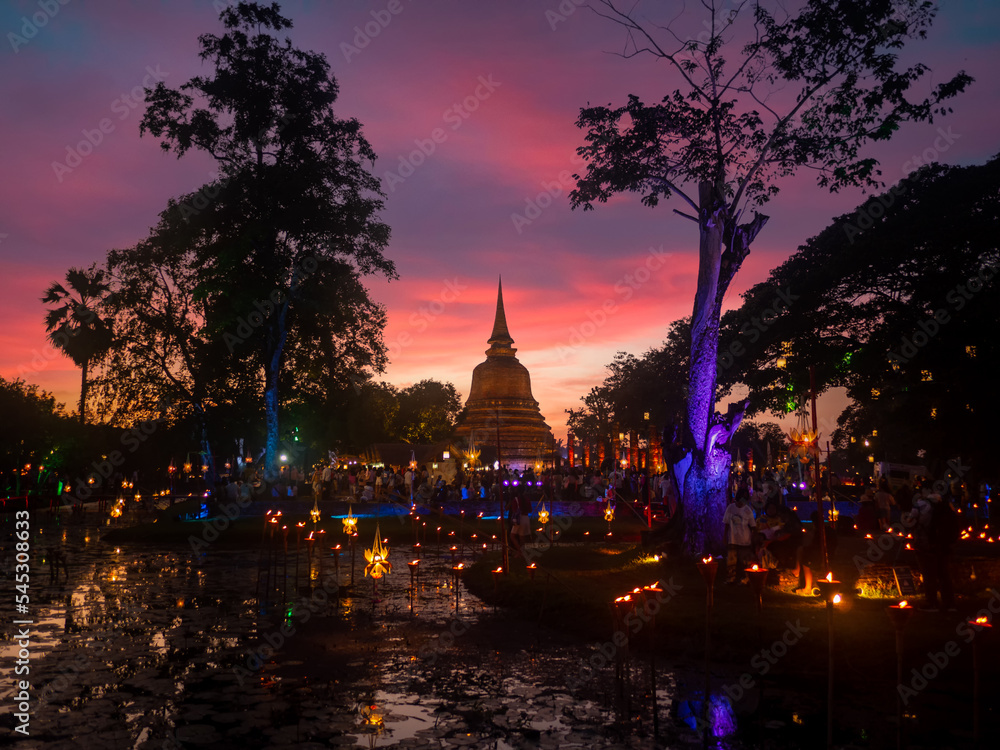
[2,519,731,749]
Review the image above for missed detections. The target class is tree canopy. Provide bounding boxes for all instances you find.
[721,155,1000,476]
[138,1,394,478]
[571,0,972,552]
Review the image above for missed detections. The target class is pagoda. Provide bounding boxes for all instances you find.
[452,279,554,469]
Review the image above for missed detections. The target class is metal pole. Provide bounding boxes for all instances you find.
[895,628,905,750]
[810,366,829,572]
[826,598,834,750]
[497,406,508,573]
[973,637,981,744]
[350,533,356,588]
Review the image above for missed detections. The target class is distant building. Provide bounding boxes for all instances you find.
[452,279,555,469]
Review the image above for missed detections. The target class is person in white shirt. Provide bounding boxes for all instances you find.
[723,489,756,583]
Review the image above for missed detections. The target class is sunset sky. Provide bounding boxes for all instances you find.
[2,0,998,443]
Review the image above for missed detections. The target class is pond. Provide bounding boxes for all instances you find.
[1,514,745,749]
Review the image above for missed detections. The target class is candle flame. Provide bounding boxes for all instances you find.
[825,572,833,582]
[975,616,989,624]
[751,564,759,571]
[899,600,909,608]
[702,556,713,564]
[494,567,503,573]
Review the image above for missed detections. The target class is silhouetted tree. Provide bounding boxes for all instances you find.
[41,264,114,424]
[571,0,971,552]
[721,156,1000,476]
[140,2,394,479]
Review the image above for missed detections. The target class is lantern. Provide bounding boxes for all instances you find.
[342,506,358,535]
[364,524,392,579]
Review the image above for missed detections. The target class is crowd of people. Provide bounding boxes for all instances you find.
[228,458,978,612]
[722,471,978,612]
[256,462,686,509]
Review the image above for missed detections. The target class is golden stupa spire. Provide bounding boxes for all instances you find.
[486,276,516,356]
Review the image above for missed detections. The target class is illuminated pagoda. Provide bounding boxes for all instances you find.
[452,278,554,469]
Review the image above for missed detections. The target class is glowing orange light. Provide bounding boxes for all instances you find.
[364,523,392,579]
[702,556,713,564]
[832,594,842,604]
[342,506,358,534]
[975,616,988,624]
[898,600,909,608]
[826,572,833,582]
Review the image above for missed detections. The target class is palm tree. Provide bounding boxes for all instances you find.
[42,265,114,424]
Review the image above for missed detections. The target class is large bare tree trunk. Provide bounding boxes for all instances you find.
[678,183,761,554]
[679,183,730,553]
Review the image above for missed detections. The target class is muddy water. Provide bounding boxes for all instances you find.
[1,518,741,749]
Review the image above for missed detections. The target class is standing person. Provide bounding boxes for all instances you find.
[311,465,323,501]
[894,481,914,515]
[945,481,967,517]
[662,471,679,520]
[857,484,878,533]
[874,477,895,531]
[321,462,332,500]
[793,511,836,593]
[907,486,958,612]
[404,467,414,500]
[507,491,523,558]
[518,490,532,548]
[723,489,756,584]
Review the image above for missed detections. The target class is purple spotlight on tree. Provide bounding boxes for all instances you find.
[571,0,971,553]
